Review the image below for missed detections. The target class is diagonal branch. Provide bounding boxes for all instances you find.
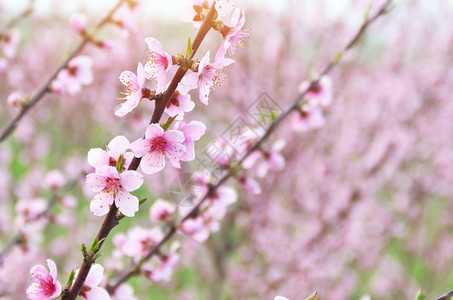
[0,0,126,144]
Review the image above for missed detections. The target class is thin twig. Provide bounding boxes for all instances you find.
[0,0,126,144]
[435,290,453,300]
[106,0,394,292]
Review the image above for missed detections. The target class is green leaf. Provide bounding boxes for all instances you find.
[185,38,192,58]
[306,291,320,300]
[81,243,87,255]
[139,198,148,206]
[161,115,178,131]
[65,269,75,287]
[335,51,344,63]
[415,289,425,300]
[116,154,124,173]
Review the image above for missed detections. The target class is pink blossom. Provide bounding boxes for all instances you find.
[74,264,109,300]
[165,91,195,120]
[217,8,249,57]
[120,226,164,258]
[174,120,206,161]
[69,13,87,34]
[112,2,140,35]
[144,241,180,283]
[130,124,186,174]
[291,107,325,132]
[179,185,237,242]
[299,75,333,108]
[110,284,137,300]
[243,139,286,178]
[215,0,236,16]
[149,199,176,222]
[179,217,210,242]
[179,51,234,104]
[2,30,20,58]
[275,297,289,300]
[44,170,66,190]
[144,37,173,93]
[26,259,62,300]
[16,197,47,222]
[238,176,261,195]
[86,165,143,217]
[53,56,93,95]
[7,91,24,108]
[179,0,214,29]
[115,62,149,117]
[87,135,134,171]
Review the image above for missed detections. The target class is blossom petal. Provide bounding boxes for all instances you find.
[86,173,107,192]
[141,152,165,174]
[86,287,110,300]
[164,129,185,143]
[87,148,108,169]
[115,190,139,217]
[84,264,104,288]
[166,143,186,168]
[107,136,129,160]
[129,138,150,157]
[178,72,199,94]
[90,192,114,216]
[119,71,139,92]
[184,121,206,140]
[136,62,146,88]
[120,171,143,191]
[145,123,164,140]
[145,37,165,55]
[46,259,58,284]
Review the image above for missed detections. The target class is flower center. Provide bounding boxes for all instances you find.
[150,136,167,154]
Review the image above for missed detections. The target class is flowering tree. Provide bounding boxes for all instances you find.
[1,0,453,299]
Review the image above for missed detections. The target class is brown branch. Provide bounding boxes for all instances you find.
[0,0,126,144]
[435,290,453,300]
[106,0,394,292]
[63,4,218,300]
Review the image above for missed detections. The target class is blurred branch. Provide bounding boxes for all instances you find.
[435,290,453,300]
[106,0,394,293]
[63,4,219,300]
[0,176,80,262]
[0,0,126,144]
[0,0,35,41]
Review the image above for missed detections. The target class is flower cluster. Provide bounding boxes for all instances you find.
[26,0,249,297]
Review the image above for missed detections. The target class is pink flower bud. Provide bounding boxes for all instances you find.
[69,13,87,34]
[7,92,24,108]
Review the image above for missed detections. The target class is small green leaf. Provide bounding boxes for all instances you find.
[306,291,320,300]
[81,243,87,255]
[161,115,178,131]
[139,198,148,206]
[335,51,344,63]
[65,269,75,287]
[89,236,99,252]
[185,38,193,58]
[116,154,124,173]
[415,289,425,300]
